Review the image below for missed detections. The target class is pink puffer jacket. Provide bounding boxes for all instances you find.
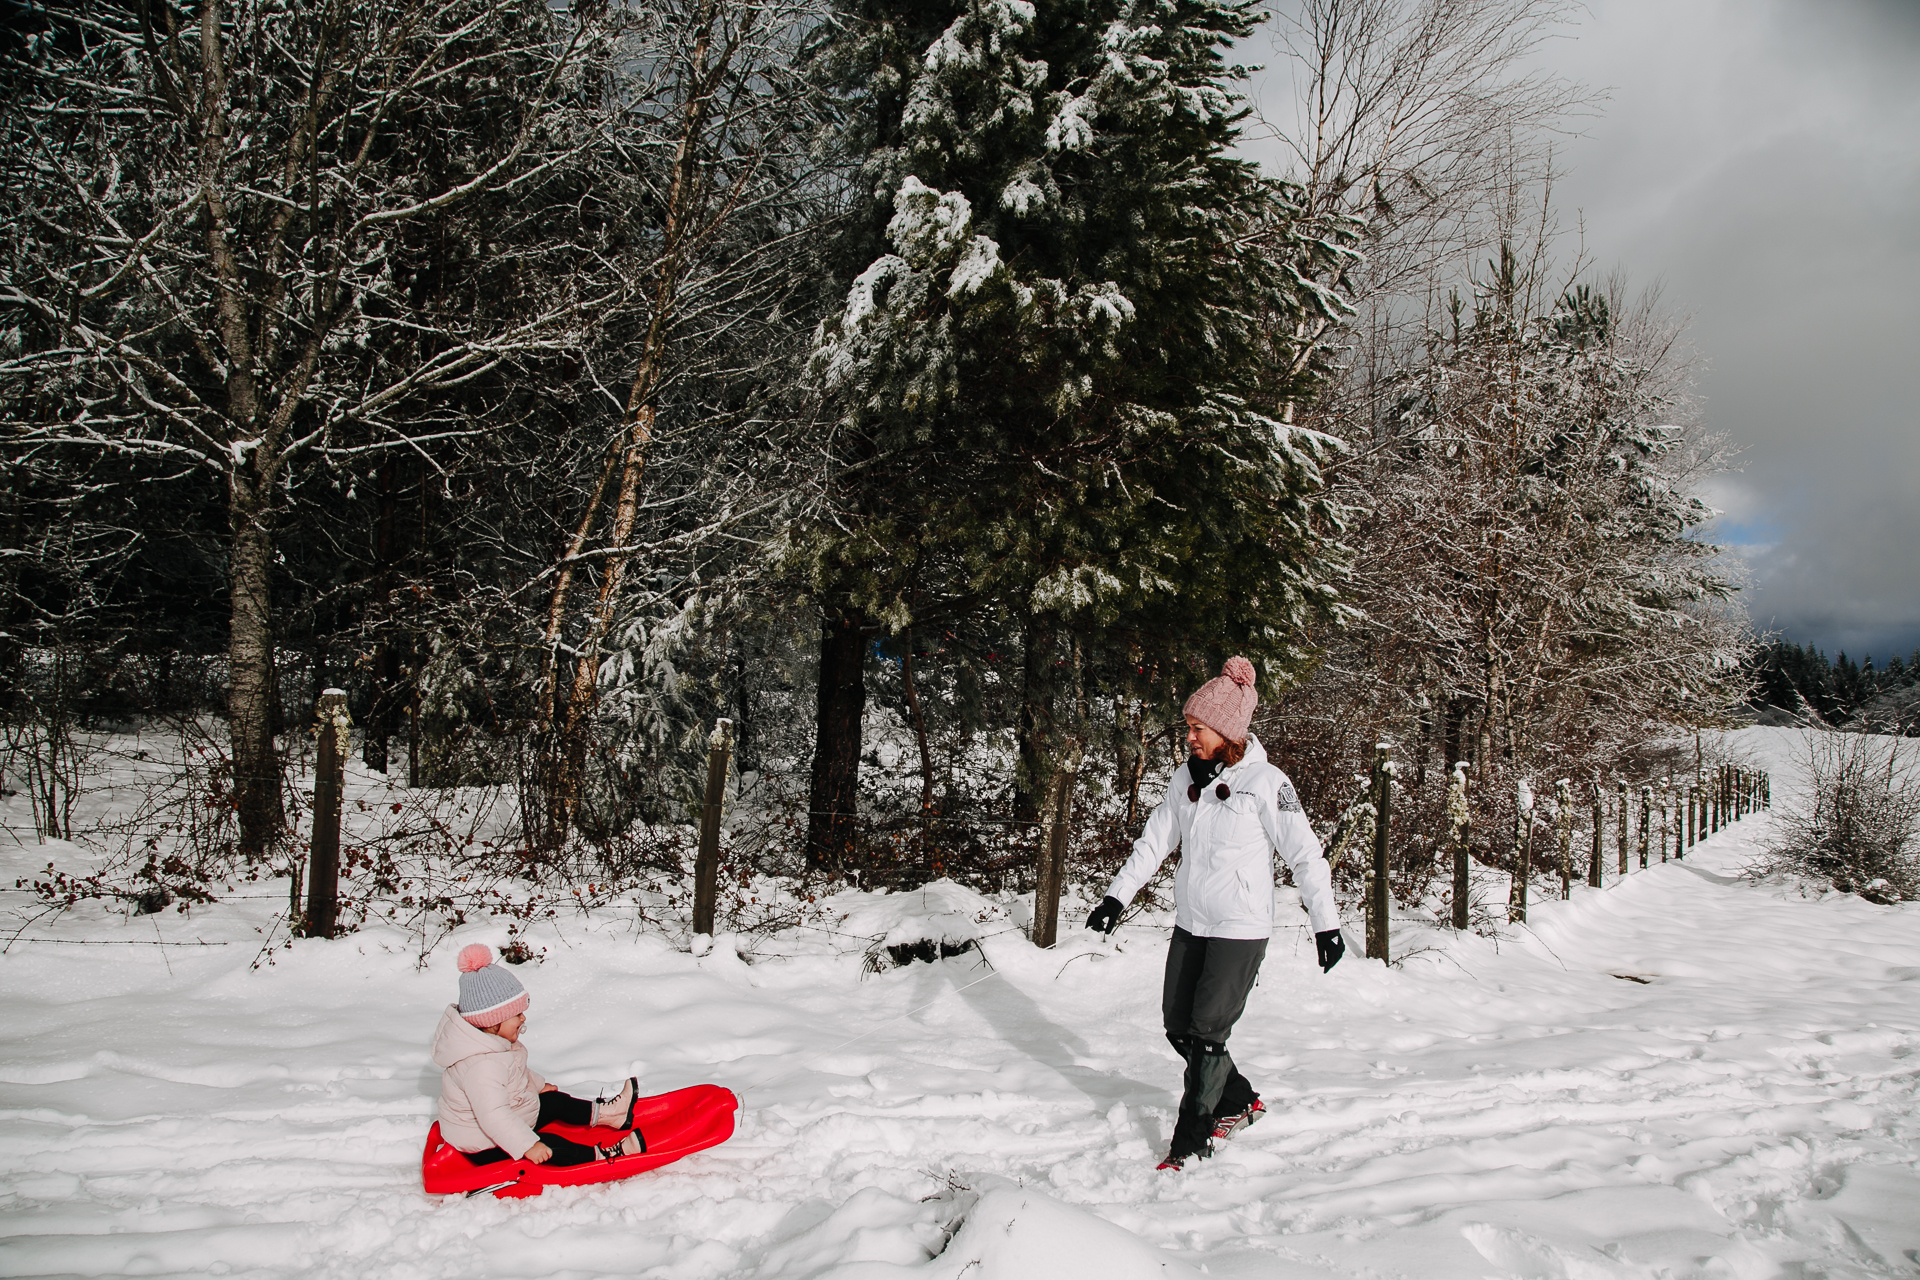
[431,1003,548,1157]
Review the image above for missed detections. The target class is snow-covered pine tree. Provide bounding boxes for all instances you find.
[800,0,1351,860]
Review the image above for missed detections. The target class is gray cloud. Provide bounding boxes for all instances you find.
[1244,0,1920,662]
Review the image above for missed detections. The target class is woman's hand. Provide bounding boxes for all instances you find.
[525,1141,553,1164]
[541,1084,558,1093]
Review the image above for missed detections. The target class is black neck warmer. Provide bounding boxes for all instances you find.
[1186,753,1226,789]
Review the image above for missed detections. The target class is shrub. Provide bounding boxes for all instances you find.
[1762,732,1920,902]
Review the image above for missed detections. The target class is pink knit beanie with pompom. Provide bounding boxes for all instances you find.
[1183,656,1258,745]
[456,943,529,1027]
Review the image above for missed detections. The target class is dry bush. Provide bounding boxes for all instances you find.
[1762,733,1920,902]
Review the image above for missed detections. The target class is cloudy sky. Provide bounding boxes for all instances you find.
[1245,0,1920,666]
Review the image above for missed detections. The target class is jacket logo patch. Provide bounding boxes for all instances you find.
[1273,780,1303,813]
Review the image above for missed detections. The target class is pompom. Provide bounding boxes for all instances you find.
[1221,655,1256,687]
[457,943,493,973]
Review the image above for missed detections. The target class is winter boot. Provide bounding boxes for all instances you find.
[1212,1097,1265,1141]
[597,1130,645,1160]
[1157,1139,1212,1172]
[596,1077,638,1130]
[1167,1039,1235,1157]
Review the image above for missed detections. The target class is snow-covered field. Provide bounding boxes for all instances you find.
[3,727,1917,1279]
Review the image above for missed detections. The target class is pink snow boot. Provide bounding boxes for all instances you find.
[597,1077,638,1130]
[597,1130,645,1160]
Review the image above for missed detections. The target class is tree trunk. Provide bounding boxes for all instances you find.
[1117,698,1148,829]
[900,626,935,819]
[228,497,283,854]
[1032,751,1078,949]
[1014,616,1055,825]
[806,605,867,871]
[364,456,402,773]
[693,718,734,936]
[1442,695,1472,771]
[1367,743,1392,960]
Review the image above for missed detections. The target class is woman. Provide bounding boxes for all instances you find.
[1086,656,1345,1171]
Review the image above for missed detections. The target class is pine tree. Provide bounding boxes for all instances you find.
[799,0,1350,861]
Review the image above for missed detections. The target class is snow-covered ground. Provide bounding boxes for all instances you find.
[3,727,1917,1279]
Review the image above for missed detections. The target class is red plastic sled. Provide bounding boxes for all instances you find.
[422,1083,738,1199]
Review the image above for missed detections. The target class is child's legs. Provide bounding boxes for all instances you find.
[529,1089,602,1165]
[526,1130,601,1166]
[462,1090,600,1166]
[534,1089,594,1128]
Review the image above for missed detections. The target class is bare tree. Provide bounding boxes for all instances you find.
[517,0,832,845]
[1,0,620,852]
[1256,0,1594,414]
[1262,206,1748,902]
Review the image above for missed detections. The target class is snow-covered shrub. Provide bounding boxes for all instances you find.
[1762,732,1920,902]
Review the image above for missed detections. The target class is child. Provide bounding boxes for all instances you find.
[432,943,643,1166]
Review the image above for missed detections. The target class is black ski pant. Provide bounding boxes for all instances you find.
[1162,926,1267,1158]
[466,1089,608,1168]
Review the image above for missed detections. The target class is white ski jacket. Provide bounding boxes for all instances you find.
[1105,735,1340,940]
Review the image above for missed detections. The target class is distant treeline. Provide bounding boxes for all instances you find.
[1747,641,1920,727]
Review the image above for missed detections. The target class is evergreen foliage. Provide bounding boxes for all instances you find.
[800,0,1354,836]
[1747,639,1920,730]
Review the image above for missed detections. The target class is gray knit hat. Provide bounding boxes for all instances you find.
[456,944,529,1027]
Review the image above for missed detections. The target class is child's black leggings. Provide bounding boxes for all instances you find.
[466,1090,604,1168]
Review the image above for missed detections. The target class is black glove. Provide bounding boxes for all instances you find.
[1086,896,1123,936]
[1315,928,1345,973]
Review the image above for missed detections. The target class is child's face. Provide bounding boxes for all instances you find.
[487,1012,526,1043]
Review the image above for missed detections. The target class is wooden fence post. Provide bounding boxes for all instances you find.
[1033,750,1080,949]
[1448,762,1471,930]
[1510,780,1532,924]
[1638,785,1651,869]
[1685,785,1696,853]
[1556,779,1573,898]
[1368,743,1392,961]
[1616,780,1629,876]
[302,690,351,939]
[1659,779,1670,863]
[1588,776,1604,888]
[692,718,734,939]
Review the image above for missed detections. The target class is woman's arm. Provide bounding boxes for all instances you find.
[1105,776,1185,907]
[1259,779,1341,933]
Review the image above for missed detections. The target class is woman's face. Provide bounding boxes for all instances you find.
[1185,716,1228,761]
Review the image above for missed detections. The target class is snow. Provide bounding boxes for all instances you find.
[944,236,1002,299]
[4,727,1918,1279]
[1045,94,1094,152]
[886,178,972,269]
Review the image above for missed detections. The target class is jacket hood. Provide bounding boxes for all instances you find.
[431,1002,515,1070]
[1226,734,1270,775]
